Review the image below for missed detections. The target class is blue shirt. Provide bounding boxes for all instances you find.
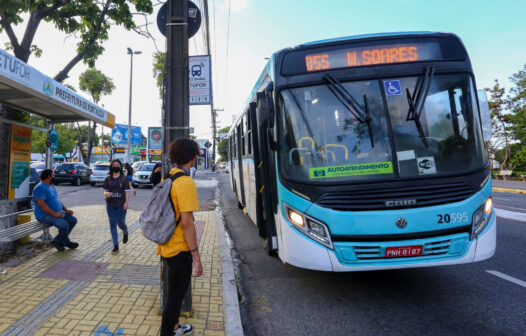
[33,182,63,220]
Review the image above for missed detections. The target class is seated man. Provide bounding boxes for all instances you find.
[33,169,78,251]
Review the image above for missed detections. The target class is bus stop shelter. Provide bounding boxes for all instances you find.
[0,47,115,202]
[0,47,115,179]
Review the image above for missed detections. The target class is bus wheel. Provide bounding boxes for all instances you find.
[238,200,243,209]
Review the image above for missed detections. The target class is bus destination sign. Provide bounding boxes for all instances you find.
[304,42,441,72]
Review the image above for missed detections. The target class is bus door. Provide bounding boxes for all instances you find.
[256,85,278,253]
[249,102,266,238]
[236,122,246,207]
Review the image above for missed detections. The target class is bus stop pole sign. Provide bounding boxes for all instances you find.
[47,129,59,152]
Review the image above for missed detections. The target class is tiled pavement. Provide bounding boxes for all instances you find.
[0,206,227,336]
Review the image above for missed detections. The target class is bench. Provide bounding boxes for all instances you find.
[496,170,513,180]
[0,220,52,243]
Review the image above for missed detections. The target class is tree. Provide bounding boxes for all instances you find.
[485,80,512,170]
[217,127,230,162]
[507,64,526,170]
[0,0,153,81]
[152,51,165,99]
[79,68,115,164]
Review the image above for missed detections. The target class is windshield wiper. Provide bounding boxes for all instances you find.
[323,74,374,148]
[406,67,435,148]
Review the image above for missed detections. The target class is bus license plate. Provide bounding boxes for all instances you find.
[385,245,423,258]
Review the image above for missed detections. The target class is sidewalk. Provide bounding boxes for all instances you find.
[492,178,526,194]
[0,205,235,336]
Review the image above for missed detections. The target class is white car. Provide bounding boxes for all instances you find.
[132,163,155,188]
[90,164,109,186]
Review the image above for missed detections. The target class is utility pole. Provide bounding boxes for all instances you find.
[163,0,189,174]
[211,108,223,171]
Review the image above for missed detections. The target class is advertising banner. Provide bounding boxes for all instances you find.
[189,55,212,105]
[8,125,32,199]
[148,127,162,150]
[111,124,142,145]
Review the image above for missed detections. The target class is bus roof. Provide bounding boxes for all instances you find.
[302,31,436,46]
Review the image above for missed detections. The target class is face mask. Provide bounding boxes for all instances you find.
[111,166,121,173]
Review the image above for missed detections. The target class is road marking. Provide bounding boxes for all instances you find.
[493,197,511,201]
[496,204,526,212]
[495,208,526,222]
[486,270,526,289]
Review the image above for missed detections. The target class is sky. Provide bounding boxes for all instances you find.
[1,0,525,145]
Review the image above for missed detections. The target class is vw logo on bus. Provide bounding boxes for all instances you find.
[396,217,408,229]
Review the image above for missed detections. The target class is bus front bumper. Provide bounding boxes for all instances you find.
[279,212,496,272]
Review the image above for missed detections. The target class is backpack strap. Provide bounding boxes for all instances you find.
[168,172,187,225]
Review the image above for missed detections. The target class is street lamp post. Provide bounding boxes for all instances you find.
[127,47,142,163]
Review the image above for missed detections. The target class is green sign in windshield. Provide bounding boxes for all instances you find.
[309,162,393,179]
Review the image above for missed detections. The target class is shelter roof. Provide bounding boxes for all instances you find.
[0,49,115,127]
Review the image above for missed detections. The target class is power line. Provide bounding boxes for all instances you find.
[224,0,231,108]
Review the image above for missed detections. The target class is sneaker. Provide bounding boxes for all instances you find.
[123,233,128,244]
[64,242,79,249]
[174,324,193,335]
[110,245,119,254]
[51,241,65,252]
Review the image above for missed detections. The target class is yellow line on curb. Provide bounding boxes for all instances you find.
[493,187,526,195]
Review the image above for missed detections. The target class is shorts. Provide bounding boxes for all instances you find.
[127,175,133,182]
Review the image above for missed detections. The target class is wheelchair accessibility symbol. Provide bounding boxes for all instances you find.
[384,80,402,96]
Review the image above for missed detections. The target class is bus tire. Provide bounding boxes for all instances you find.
[238,200,243,209]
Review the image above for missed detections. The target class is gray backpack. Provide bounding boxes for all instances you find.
[140,172,186,244]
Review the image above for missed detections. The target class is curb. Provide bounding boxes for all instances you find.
[215,188,244,336]
[492,187,526,195]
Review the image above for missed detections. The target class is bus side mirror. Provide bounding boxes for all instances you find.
[477,90,492,142]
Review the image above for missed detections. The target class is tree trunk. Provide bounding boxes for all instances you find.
[501,120,509,171]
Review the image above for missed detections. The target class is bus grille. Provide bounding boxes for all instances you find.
[317,182,476,211]
[354,239,451,260]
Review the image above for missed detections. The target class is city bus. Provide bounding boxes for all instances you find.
[228,32,495,271]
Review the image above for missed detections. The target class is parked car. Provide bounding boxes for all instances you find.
[29,167,40,195]
[131,161,147,172]
[132,163,156,188]
[31,162,56,175]
[53,163,91,186]
[90,163,110,186]
[218,162,226,169]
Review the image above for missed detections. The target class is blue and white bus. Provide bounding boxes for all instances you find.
[228,32,495,271]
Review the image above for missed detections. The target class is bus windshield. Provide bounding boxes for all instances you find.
[278,74,487,182]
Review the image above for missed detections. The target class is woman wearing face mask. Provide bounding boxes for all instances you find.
[103,159,130,253]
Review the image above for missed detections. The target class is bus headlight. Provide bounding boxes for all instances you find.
[471,198,493,240]
[284,204,333,249]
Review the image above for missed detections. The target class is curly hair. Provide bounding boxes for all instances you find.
[169,138,200,165]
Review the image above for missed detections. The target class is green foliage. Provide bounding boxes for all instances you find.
[0,0,153,79]
[79,68,115,104]
[152,51,165,99]
[217,126,231,162]
[28,116,99,156]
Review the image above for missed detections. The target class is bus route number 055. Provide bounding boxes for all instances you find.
[437,212,469,224]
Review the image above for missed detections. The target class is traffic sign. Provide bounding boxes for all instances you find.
[189,55,212,105]
[157,1,202,38]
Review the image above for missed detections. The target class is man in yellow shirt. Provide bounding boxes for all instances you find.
[157,138,203,336]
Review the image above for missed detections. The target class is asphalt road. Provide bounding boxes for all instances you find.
[492,191,526,214]
[218,174,526,336]
[54,172,217,211]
